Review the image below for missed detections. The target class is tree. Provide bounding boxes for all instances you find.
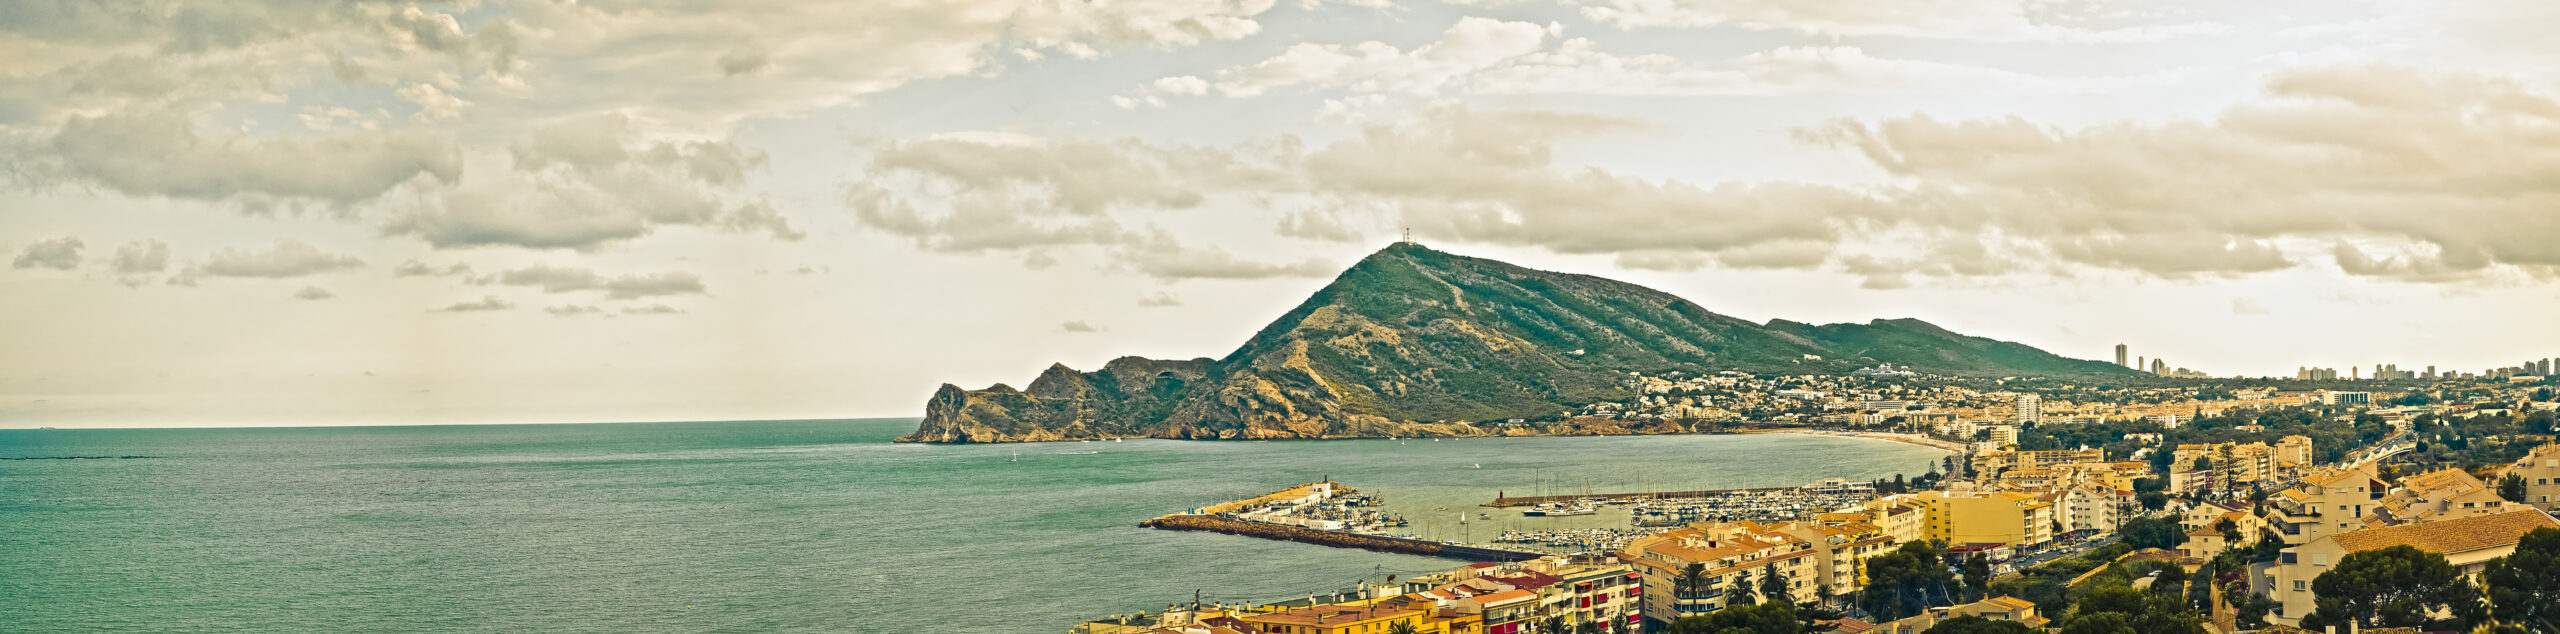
[1921,616,2035,634]
[1760,566,1792,605]
[1729,568,1759,607]
[2138,491,2169,511]
[1663,600,1801,634]
[1680,563,1711,605]
[2483,527,2560,634]
[1962,553,1993,601]
[2063,586,2205,634]
[2301,545,2487,630]
[1388,621,1421,634]
[2498,473,2529,504]
[2121,517,2187,550]
[1858,541,1959,620]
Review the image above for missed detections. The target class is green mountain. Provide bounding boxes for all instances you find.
[898,243,2129,443]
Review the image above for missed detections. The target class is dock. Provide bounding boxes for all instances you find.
[1141,482,1546,562]
[1484,486,1798,507]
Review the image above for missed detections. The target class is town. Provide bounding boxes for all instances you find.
[1072,361,2560,634]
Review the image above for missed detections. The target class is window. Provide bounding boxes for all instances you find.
[2294,580,2306,591]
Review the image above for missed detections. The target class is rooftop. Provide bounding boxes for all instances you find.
[2327,509,2560,555]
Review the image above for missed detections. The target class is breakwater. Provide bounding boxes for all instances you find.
[1485,486,1796,507]
[1139,514,1542,562]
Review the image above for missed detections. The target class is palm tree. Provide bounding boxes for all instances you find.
[1387,620,1420,634]
[1728,569,1759,606]
[1541,615,1568,633]
[1678,562,1710,613]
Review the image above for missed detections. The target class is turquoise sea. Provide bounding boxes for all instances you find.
[0,419,1945,632]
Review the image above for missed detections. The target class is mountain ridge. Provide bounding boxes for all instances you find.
[897,243,2129,443]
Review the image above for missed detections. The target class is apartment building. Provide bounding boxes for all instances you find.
[1972,448,2106,478]
[1915,490,2056,549]
[2264,509,2559,626]
[1618,521,1860,623]
[2370,468,2520,526]
[2512,443,2560,512]
[2267,465,2388,545]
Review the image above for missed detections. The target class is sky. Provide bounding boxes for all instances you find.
[3,0,2558,428]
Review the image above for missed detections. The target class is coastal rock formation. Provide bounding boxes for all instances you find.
[898,243,2128,443]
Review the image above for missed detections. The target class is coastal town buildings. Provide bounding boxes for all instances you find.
[1971,448,2106,480]
[2267,465,2389,545]
[2512,443,2560,512]
[1618,519,1891,625]
[2369,467,2520,526]
[2264,509,2560,626]
[1864,596,2051,634]
[1909,490,2056,549]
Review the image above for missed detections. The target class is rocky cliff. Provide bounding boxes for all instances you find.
[897,243,2128,443]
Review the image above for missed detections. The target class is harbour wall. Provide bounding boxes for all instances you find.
[1139,514,1543,562]
[1484,486,1802,508]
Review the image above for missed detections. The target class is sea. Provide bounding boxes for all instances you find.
[0,418,1946,633]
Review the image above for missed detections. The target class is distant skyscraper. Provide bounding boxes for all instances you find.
[2151,359,2167,375]
[2116,343,2129,368]
[2015,394,2042,424]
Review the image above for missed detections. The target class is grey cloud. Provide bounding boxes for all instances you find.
[293,286,335,300]
[434,296,514,312]
[546,304,605,316]
[603,272,708,299]
[2330,241,2495,282]
[1276,206,1368,242]
[200,241,364,278]
[109,240,170,274]
[13,237,84,270]
[717,46,770,76]
[1061,320,1101,332]
[2047,234,2291,279]
[1115,244,1334,280]
[392,259,474,277]
[45,110,459,207]
[487,265,709,299]
[387,117,784,250]
[621,304,685,315]
[1137,291,1184,307]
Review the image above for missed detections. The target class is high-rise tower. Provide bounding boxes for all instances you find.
[2116,343,2129,368]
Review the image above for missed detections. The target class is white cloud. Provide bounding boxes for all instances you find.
[13,237,84,270]
[486,265,709,299]
[40,110,460,209]
[200,240,365,278]
[109,240,171,274]
[1568,0,2231,42]
[434,295,515,312]
[1121,18,2046,105]
[1137,291,1185,307]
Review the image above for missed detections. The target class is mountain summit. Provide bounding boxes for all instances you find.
[898,243,2125,443]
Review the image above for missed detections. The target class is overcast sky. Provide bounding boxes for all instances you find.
[4,0,2558,427]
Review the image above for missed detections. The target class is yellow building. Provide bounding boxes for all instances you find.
[2265,509,2559,626]
[1915,490,2056,548]
[1240,603,1441,634]
[2507,443,2560,512]
[1973,448,2105,478]
[2267,465,2388,545]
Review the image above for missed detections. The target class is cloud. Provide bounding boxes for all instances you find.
[1119,18,2042,105]
[487,264,709,299]
[293,286,336,300]
[1137,291,1184,307]
[381,115,796,249]
[392,259,474,277]
[1804,64,2560,280]
[13,237,84,270]
[109,240,170,274]
[41,110,460,209]
[1566,0,2231,42]
[200,240,365,278]
[434,296,515,312]
[2231,298,2269,315]
[1062,320,1102,332]
[621,304,686,315]
[545,304,605,316]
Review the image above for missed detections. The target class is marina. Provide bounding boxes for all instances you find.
[1142,481,1540,561]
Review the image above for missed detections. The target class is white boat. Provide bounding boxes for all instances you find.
[1010,450,1018,463]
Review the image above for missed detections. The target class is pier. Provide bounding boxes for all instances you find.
[1483,486,1797,507]
[1141,482,1546,562]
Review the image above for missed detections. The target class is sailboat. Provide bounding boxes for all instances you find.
[1010,450,1019,463]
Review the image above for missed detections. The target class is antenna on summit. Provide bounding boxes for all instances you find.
[1400,227,1413,245]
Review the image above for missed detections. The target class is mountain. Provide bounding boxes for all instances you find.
[897,243,2129,443]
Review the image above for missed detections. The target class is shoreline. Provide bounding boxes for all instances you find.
[1736,428,1964,453]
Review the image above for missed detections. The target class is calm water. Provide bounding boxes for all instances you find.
[0,419,1944,632]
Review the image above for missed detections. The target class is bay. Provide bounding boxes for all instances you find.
[0,419,1944,632]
